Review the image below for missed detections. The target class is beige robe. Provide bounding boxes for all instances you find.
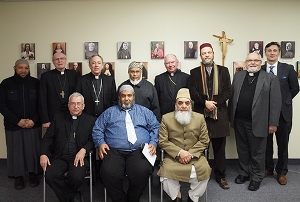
[157,112,211,182]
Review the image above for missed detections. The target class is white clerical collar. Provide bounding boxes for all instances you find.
[249,72,254,76]
[61,71,64,75]
[72,116,77,120]
[95,76,99,79]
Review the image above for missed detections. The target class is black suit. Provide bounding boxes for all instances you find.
[154,69,189,115]
[39,69,77,124]
[41,112,96,202]
[76,72,117,117]
[262,62,299,175]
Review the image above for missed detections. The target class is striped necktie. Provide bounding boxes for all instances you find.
[269,66,275,75]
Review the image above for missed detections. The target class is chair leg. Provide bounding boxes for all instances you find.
[43,171,46,202]
[160,181,163,202]
[89,152,93,202]
[148,176,151,202]
[104,187,107,202]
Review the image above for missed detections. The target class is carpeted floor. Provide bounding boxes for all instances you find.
[0,159,300,202]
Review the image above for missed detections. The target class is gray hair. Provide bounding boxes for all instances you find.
[69,92,85,103]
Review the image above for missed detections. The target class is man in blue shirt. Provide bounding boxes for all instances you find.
[93,85,159,202]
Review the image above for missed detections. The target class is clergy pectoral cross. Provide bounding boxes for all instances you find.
[95,99,100,105]
[60,90,65,98]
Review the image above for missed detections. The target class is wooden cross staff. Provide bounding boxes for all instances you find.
[213,31,233,66]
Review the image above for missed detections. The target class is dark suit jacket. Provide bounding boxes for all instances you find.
[188,65,231,138]
[41,112,96,160]
[154,70,189,115]
[229,70,282,137]
[261,62,299,122]
[39,69,78,123]
[76,72,117,116]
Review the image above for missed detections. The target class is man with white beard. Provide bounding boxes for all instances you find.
[118,61,161,121]
[157,88,211,202]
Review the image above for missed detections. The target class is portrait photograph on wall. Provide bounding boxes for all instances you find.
[151,41,164,59]
[52,42,66,55]
[37,63,50,80]
[102,62,115,77]
[233,61,246,74]
[137,62,148,79]
[117,41,131,59]
[297,61,300,78]
[21,43,35,60]
[68,62,82,78]
[184,41,198,58]
[249,41,263,58]
[281,41,295,58]
[85,42,98,59]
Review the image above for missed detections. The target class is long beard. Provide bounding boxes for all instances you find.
[130,76,142,85]
[247,67,260,73]
[119,100,135,110]
[201,58,214,66]
[175,107,192,125]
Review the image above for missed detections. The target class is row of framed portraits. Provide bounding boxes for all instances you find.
[37,62,149,80]
[21,41,296,61]
[233,61,300,78]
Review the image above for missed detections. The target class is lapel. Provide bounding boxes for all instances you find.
[253,71,265,107]
[277,62,283,81]
[51,70,63,98]
[164,72,174,99]
[63,112,72,138]
[235,71,247,101]
[86,73,96,99]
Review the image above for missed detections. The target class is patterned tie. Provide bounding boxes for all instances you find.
[125,110,137,144]
[269,66,275,75]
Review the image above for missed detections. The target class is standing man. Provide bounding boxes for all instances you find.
[76,54,117,118]
[188,43,231,189]
[262,42,299,185]
[118,61,161,121]
[40,92,96,202]
[0,59,41,190]
[158,88,211,202]
[39,52,78,128]
[229,52,282,191]
[155,54,190,116]
[93,85,159,202]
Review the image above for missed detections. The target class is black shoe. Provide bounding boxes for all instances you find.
[235,175,250,184]
[248,180,261,191]
[172,197,182,202]
[14,176,25,190]
[29,173,40,187]
[187,195,193,202]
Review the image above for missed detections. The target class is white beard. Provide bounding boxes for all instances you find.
[130,76,142,85]
[175,107,192,125]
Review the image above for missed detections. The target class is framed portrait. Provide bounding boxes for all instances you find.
[117,42,131,59]
[233,61,246,74]
[297,61,300,78]
[21,43,35,60]
[37,63,50,80]
[151,41,164,59]
[52,42,66,56]
[281,41,295,58]
[69,62,82,78]
[85,42,98,59]
[137,62,148,79]
[249,41,263,58]
[102,62,115,77]
[184,41,198,58]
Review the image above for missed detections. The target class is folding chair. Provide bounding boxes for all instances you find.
[43,150,93,202]
[104,175,152,202]
[160,149,208,202]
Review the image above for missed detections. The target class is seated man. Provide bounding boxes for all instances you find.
[40,92,96,202]
[157,88,211,202]
[93,85,159,202]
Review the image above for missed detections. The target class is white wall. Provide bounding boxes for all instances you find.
[0,0,299,159]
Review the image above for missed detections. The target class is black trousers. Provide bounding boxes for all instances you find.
[234,119,267,182]
[45,158,88,202]
[210,137,226,182]
[265,115,292,175]
[100,148,152,202]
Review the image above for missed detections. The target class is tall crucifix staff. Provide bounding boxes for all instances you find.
[213,31,233,66]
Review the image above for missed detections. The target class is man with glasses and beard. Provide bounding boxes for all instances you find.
[158,88,211,202]
[188,43,231,190]
[92,85,159,202]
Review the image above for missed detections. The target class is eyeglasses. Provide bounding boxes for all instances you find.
[53,57,66,62]
[69,102,83,107]
[177,101,191,106]
[164,61,176,66]
[245,59,261,63]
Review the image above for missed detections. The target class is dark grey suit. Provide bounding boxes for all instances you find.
[229,70,282,182]
[262,62,299,175]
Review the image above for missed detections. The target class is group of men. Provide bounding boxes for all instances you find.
[0,40,298,202]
